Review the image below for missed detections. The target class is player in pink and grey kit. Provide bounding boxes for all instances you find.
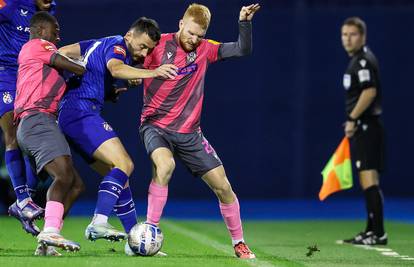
[140,3,260,259]
[15,11,85,254]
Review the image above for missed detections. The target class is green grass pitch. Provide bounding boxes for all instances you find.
[0,216,413,267]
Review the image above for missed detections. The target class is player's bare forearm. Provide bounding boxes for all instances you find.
[349,87,377,119]
[107,59,178,80]
[52,53,86,75]
[58,43,82,59]
[108,62,157,79]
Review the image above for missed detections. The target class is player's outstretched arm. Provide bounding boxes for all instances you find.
[52,53,86,75]
[107,58,177,80]
[218,4,260,60]
[59,43,82,59]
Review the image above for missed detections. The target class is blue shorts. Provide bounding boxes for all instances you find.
[58,108,118,162]
[0,79,16,117]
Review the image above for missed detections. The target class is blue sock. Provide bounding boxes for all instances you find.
[6,149,30,202]
[24,155,37,196]
[114,187,137,233]
[95,168,129,217]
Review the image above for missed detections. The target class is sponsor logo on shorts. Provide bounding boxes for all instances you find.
[102,122,113,132]
[3,92,13,104]
[356,160,361,169]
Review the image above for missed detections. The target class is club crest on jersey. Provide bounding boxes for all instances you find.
[359,59,367,68]
[3,92,13,104]
[343,74,351,90]
[20,9,28,16]
[187,52,197,63]
[114,46,126,58]
[102,122,113,132]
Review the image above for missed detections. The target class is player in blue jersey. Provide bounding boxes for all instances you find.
[0,0,55,236]
[58,17,177,242]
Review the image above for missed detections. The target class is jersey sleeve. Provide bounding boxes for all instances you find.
[79,39,97,56]
[0,0,17,23]
[354,58,377,90]
[205,39,221,64]
[34,40,58,65]
[104,44,128,64]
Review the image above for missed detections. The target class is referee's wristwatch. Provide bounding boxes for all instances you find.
[347,115,357,123]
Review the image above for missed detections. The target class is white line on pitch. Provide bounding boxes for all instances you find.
[162,220,278,267]
[352,244,414,262]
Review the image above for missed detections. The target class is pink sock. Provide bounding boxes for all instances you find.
[147,181,168,225]
[44,201,64,232]
[220,197,244,241]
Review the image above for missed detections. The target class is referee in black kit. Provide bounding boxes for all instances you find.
[339,17,387,245]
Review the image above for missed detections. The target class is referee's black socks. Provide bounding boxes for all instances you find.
[364,185,385,237]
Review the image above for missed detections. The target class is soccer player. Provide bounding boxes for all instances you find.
[139,3,259,259]
[339,17,387,245]
[57,17,177,242]
[15,11,86,253]
[0,0,56,235]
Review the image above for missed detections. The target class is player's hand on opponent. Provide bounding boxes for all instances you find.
[153,64,178,79]
[239,3,260,21]
[344,121,357,138]
[128,78,142,87]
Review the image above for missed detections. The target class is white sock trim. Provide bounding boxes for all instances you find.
[232,238,245,246]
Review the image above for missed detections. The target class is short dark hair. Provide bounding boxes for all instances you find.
[343,17,367,36]
[129,17,161,42]
[30,11,56,28]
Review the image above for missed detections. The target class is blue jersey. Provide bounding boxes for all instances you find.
[0,0,56,81]
[60,35,132,112]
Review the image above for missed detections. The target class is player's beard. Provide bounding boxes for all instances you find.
[178,33,197,52]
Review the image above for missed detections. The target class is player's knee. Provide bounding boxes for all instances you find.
[53,160,75,185]
[155,160,175,180]
[212,181,233,197]
[114,157,134,176]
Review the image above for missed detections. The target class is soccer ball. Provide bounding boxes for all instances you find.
[127,222,164,256]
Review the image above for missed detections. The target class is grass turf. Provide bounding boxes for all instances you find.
[0,216,413,267]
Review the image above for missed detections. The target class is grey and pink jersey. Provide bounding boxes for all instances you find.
[142,21,253,133]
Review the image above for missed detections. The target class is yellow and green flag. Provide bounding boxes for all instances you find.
[319,137,353,201]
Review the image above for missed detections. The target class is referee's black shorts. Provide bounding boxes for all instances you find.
[350,116,385,173]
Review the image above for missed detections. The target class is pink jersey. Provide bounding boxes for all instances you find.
[14,38,65,120]
[142,33,220,133]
